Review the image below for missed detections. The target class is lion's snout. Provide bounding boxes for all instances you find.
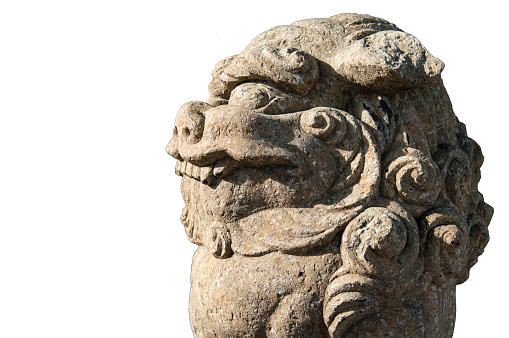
[167,102,321,183]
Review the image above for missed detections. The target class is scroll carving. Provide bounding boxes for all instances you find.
[324,199,422,337]
[381,147,441,217]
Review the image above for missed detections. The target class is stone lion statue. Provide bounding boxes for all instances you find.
[166,13,492,337]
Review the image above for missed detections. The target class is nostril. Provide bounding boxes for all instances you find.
[183,113,205,144]
[175,101,208,144]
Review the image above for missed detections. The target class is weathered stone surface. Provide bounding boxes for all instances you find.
[166,13,492,337]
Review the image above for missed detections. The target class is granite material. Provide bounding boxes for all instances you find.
[166,13,493,337]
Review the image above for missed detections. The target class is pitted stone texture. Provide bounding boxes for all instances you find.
[167,13,492,337]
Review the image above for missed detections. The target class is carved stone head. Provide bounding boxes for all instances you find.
[167,13,492,337]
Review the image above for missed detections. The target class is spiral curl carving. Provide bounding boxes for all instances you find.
[381,147,441,217]
[340,207,418,278]
[463,192,493,275]
[433,145,472,209]
[324,199,421,337]
[467,213,489,271]
[205,221,233,259]
[419,207,468,286]
[323,274,379,338]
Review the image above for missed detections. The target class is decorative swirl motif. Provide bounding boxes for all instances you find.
[324,199,420,337]
[349,95,396,153]
[181,207,233,259]
[323,274,379,338]
[181,207,201,246]
[465,192,493,274]
[457,135,483,187]
[381,147,441,217]
[205,221,233,259]
[340,207,417,277]
[324,108,381,209]
[419,207,468,286]
[300,109,338,140]
[466,213,489,270]
[433,145,472,209]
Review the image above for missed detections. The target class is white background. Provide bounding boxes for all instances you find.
[1,1,507,337]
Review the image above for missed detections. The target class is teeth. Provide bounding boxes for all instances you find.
[184,162,194,178]
[188,162,196,178]
[184,161,190,171]
[200,165,214,184]
[175,160,183,176]
[213,158,240,178]
[176,158,301,182]
[177,159,240,184]
[213,161,226,177]
[194,166,201,180]
[178,160,214,184]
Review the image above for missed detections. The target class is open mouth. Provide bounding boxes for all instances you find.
[176,156,304,185]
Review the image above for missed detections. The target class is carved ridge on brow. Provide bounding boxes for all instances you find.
[208,46,320,101]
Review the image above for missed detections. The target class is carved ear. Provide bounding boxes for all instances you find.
[336,31,444,93]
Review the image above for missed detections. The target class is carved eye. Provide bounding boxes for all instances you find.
[229,82,310,115]
[229,83,273,110]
